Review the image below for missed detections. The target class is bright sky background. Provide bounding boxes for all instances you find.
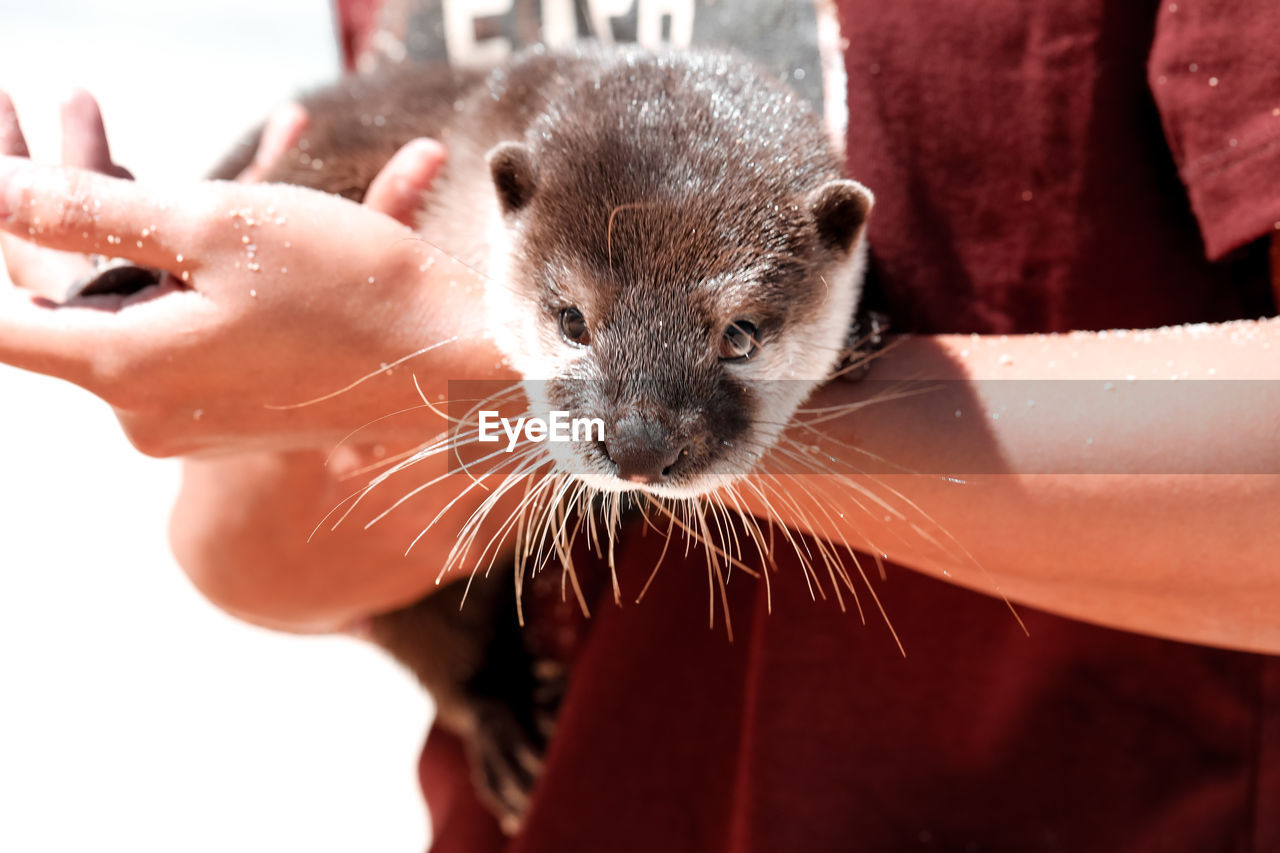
[0,3,432,851]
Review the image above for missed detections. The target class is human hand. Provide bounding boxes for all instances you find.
[0,90,132,302]
[0,92,507,456]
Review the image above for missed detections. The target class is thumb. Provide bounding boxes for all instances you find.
[362,138,446,226]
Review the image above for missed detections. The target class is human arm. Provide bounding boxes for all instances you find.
[167,309,1280,645]
[3,97,1277,649]
[732,316,1280,653]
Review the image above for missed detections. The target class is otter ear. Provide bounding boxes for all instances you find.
[488,142,537,214]
[807,179,874,253]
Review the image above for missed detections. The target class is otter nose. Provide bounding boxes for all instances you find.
[603,416,685,484]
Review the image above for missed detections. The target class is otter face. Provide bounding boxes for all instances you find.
[483,140,872,498]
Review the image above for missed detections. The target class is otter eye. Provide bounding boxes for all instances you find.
[559,307,591,346]
[719,320,758,361]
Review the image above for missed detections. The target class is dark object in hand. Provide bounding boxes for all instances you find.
[69,257,162,299]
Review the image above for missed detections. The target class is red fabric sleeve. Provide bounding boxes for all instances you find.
[1148,1,1280,260]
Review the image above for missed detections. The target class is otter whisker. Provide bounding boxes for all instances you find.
[323,404,439,468]
[764,472,904,655]
[440,466,552,609]
[452,472,551,607]
[371,439,543,532]
[605,201,660,277]
[313,434,457,539]
[330,425,499,534]
[691,498,734,642]
[722,482,775,613]
[264,337,460,410]
[745,476,824,602]
[338,439,440,481]
[826,334,906,382]
[639,496,760,580]
[410,374,524,427]
[465,463,562,580]
[634,510,679,604]
[422,450,548,572]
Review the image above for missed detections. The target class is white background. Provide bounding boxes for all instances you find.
[0,2,432,851]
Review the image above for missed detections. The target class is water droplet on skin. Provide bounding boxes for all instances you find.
[1085,437,1094,445]
[1021,190,1033,201]
[1209,77,1219,86]
[991,411,1000,420]
[1189,62,1198,72]
[193,409,204,420]
[368,276,376,284]
[999,353,1014,366]
[250,289,258,298]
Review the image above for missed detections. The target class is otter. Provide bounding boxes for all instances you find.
[85,43,876,832]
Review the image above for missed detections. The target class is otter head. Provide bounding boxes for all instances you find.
[482,136,872,499]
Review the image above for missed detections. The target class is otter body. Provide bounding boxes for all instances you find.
[216,43,873,831]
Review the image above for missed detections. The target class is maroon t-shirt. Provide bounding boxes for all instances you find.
[338,1,1280,849]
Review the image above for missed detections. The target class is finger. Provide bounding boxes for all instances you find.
[0,271,191,385]
[362,138,446,226]
[0,156,194,269]
[0,231,94,299]
[60,88,116,172]
[238,101,309,183]
[0,91,31,157]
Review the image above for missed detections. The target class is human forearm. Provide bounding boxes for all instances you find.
[171,445,526,633]
[736,317,1280,651]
